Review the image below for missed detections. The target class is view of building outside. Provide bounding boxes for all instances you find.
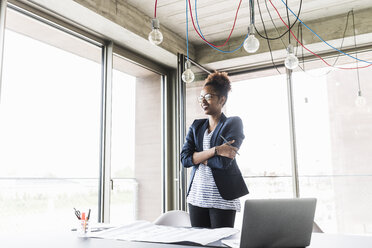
[0,10,102,234]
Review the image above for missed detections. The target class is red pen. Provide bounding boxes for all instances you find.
[81,212,87,233]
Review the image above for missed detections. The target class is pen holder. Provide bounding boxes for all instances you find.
[78,218,90,235]
[74,208,91,235]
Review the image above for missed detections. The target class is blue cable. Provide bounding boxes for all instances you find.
[279,0,372,64]
[195,0,248,53]
[186,0,189,59]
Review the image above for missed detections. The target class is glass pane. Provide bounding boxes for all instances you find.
[111,54,162,223]
[293,50,372,234]
[228,74,292,176]
[110,179,138,223]
[0,8,102,234]
[300,176,372,234]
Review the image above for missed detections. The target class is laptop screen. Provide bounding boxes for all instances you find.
[239,198,317,248]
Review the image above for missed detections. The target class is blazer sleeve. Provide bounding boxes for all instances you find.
[207,117,245,170]
[180,120,198,168]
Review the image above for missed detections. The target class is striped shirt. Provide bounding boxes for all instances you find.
[187,129,241,211]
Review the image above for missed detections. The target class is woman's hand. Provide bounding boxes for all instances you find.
[216,140,238,159]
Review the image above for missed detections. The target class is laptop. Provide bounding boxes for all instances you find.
[222,198,317,248]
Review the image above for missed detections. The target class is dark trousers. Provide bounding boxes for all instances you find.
[188,203,236,228]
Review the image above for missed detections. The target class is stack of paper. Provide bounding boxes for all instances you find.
[87,220,239,246]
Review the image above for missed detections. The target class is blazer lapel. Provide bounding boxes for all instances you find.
[210,113,227,147]
[197,119,209,151]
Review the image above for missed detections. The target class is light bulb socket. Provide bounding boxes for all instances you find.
[287,44,294,54]
[358,90,362,97]
[151,18,160,29]
[248,23,255,35]
[185,60,191,70]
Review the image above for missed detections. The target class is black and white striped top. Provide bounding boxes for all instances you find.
[187,129,241,211]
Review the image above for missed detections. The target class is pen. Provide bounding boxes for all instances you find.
[87,209,91,221]
[219,135,240,155]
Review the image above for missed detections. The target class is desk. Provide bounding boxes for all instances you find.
[3,231,372,248]
[2,232,203,248]
[310,233,372,248]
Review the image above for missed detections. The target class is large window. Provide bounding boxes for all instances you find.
[292,51,372,234]
[0,8,102,233]
[110,54,163,223]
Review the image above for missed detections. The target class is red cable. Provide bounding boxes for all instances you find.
[154,0,158,18]
[188,0,243,48]
[268,0,372,70]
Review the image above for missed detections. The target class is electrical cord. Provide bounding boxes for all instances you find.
[352,10,362,92]
[258,0,307,74]
[254,0,303,41]
[190,0,243,48]
[267,7,355,74]
[186,0,189,59]
[154,0,158,18]
[286,0,291,43]
[194,0,248,53]
[256,0,283,74]
[249,0,254,24]
[295,11,359,77]
[269,0,372,69]
[299,23,305,70]
[263,0,312,73]
[278,0,372,65]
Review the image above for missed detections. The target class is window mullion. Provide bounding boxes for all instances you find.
[98,41,113,223]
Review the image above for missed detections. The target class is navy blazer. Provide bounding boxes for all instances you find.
[181,113,249,201]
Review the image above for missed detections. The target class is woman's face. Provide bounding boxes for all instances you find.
[199,85,225,115]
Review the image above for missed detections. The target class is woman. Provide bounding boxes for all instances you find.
[181,71,248,228]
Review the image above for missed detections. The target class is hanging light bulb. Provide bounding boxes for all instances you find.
[244,24,260,53]
[182,60,194,83]
[355,90,367,107]
[285,44,299,70]
[349,11,366,108]
[148,18,163,45]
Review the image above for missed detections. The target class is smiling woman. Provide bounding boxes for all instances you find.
[181,71,248,228]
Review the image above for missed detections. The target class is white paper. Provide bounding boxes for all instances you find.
[87,220,239,245]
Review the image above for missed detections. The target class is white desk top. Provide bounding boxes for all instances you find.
[2,231,372,248]
[309,233,372,248]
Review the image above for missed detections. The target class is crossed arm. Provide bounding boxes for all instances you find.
[192,140,237,165]
[181,117,244,169]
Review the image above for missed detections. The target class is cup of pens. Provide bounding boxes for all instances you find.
[74,208,91,235]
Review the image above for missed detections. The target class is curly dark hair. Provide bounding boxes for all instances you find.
[204,71,231,104]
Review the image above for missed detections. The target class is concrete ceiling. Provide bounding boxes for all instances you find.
[127,0,372,44]
[14,0,372,70]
